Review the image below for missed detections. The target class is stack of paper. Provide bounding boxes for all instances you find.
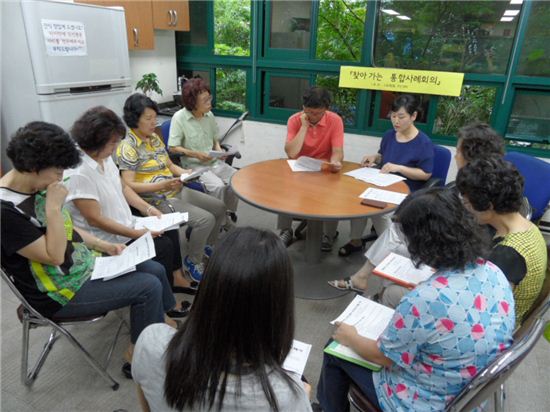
[344,167,406,187]
[91,232,156,281]
[282,339,312,376]
[373,253,435,288]
[208,147,239,158]
[180,167,209,182]
[287,156,325,172]
[324,296,394,371]
[134,212,188,232]
[359,187,408,205]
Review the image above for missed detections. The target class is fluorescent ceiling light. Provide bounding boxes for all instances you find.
[510,0,523,5]
[503,9,520,16]
[396,15,411,20]
[500,16,514,22]
[381,9,400,16]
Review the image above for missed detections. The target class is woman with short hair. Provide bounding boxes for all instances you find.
[457,157,547,326]
[0,121,184,378]
[117,93,226,282]
[133,227,312,412]
[168,77,238,219]
[65,106,197,296]
[317,188,515,411]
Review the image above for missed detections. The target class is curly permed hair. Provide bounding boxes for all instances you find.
[6,121,81,173]
[71,106,126,152]
[396,187,489,270]
[457,122,505,163]
[182,77,211,111]
[456,157,524,214]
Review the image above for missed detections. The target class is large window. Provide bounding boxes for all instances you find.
[374,1,519,73]
[214,0,251,56]
[517,1,550,77]
[506,91,550,145]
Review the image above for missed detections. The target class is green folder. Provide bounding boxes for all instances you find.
[324,341,382,372]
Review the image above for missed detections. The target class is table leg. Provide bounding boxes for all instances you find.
[305,219,322,263]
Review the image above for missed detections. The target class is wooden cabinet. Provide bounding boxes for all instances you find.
[152,1,190,31]
[77,0,155,50]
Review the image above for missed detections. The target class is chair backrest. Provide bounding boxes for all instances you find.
[1,267,47,322]
[445,298,550,411]
[160,119,171,147]
[431,145,452,186]
[504,151,550,221]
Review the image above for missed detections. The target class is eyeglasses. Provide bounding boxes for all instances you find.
[199,95,212,104]
[303,109,326,117]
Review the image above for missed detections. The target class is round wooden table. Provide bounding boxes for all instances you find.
[231,159,410,299]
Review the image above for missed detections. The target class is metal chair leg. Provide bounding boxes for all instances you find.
[54,323,120,390]
[22,323,59,386]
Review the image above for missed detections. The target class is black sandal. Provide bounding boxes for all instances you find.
[338,242,364,257]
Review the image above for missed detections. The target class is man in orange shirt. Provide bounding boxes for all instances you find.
[279,86,344,249]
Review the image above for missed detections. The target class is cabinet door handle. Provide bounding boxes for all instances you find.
[168,10,174,26]
[133,28,139,47]
[173,10,178,27]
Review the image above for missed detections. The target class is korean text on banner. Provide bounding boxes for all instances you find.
[339,66,464,97]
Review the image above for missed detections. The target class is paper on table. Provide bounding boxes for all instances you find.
[373,252,434,288]
[324,295,395,371]
[282,339,312,376]
[208,147,238,158]
[359,187,407,205]
[344,167,406,187]
[180,167,209,182]
[135,212,188,232]
[91,232,156,281]
[287,156,324,172]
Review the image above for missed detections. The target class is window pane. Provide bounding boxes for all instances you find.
[271,1,311,50]
[214,0,251,56]
[316,75,358,126]
[179,70,210,86]
[215,68,247,112]
[316,0,367,62]
[506,93,550,144]
[379,92,430,124]
[177,0,208,45]
[518,1,550,76]
[375,1,519,73]
[433,85,497,136]
[269,76,309,109]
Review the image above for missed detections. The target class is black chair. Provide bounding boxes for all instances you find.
[1,267,125,390]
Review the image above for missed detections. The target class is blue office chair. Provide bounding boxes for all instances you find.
[504,152,550,221]
[424,144,452,188]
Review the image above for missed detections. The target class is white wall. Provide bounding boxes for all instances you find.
[129,30,178,104]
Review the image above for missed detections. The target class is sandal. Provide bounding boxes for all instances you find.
[338,242,364,257]
[327,277,364,294]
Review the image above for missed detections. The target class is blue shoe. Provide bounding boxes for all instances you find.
[183,256,205,282]
[204,245,214,258]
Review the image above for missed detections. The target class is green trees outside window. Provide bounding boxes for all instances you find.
[214,0,251,56]
[517,1,550,77]
[215,68,247,112]
[316,0,367,62]
[375,0,519,73]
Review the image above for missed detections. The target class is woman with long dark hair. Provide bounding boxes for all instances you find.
[317,188,515,411]
[132,227,312,411]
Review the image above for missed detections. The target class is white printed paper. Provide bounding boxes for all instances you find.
[208,147,238,158]
[359,187,408,205]
[42,19,87,56]
[134,212,188,232]
[180,167,209,182]
[373,253,434,288]
[287,156,324,172]
[91,232,156,281]
[282,340,312,376]
[344,167,406,187]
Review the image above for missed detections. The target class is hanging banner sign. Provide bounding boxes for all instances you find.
[339,66,464,97]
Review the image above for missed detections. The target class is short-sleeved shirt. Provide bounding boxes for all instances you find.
[286,111,344,161]
[379,129,434,191]
[0,188,95,318]
[65,152,136,244]
[133,323,313,412]
[373,259,515,411]
[116,129,179,203]
[167,108,219,168]
[489,226,547,326]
